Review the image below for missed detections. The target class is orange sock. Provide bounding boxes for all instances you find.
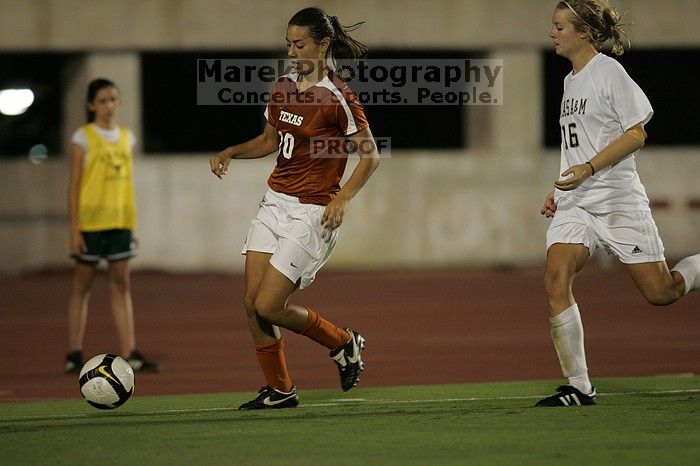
[255,339,293,392]
[300,308,350,350]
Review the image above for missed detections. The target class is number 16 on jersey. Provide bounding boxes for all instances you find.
[561,122,579,149]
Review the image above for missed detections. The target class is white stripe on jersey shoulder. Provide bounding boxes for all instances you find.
[316,77,357,135]
[273,72,359,135]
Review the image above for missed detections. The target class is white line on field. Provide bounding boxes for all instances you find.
[92,388,700,413]
[5,388,698,421]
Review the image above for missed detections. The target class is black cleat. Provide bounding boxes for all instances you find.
[127,350,160,373]
[330,329,365,392]
[64,350,84,374]
[238,386,299,410]
[535,385,597,407]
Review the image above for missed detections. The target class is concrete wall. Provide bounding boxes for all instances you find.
[3,147,698,273]
[2,0,699,49]
[1,0,698,273]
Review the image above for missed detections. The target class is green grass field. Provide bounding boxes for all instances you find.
[1,375,697,465]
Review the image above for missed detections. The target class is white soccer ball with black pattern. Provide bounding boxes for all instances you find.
[79,354,134,409]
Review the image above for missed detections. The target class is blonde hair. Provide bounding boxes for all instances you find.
[558,0,630,55]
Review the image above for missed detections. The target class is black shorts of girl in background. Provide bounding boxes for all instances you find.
[71,229,136,264]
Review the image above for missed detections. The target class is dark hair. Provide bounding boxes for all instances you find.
[557,0,629,55]
[86,78,117,122]
[288,7,368,63]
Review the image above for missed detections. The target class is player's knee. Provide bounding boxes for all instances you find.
[644,295,675,306]
[636,277,682,305]
[72,282,92,295]
[253,297,282,323]
[72,274,92,293]
[642,288,678,306]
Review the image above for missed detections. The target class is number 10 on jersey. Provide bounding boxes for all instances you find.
[278,132,295,159]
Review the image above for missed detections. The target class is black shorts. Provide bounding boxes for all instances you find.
[71,229,137,264]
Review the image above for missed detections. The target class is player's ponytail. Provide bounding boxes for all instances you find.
[288,7,368,65]
[327,15,368,62]
[86,78,117,122]
[599,2,628,56]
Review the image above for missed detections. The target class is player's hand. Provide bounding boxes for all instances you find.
[554,163,593,191]
[209,151,232,179]
[540,191,557,218]
[70,230,86,255]
[321,196,348,236]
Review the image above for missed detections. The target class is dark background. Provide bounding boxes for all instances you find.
[1,48,698,156]
[141,49,470,153]
[543,48,700,147]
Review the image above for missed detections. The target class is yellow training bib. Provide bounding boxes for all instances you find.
[78,124,137,231]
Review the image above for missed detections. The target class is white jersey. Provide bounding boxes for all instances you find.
[555,53,653,213]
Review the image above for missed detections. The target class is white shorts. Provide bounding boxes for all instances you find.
[546,205,665,264]
[242,189,338,289]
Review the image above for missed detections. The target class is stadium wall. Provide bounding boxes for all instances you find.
[1,0,698,273]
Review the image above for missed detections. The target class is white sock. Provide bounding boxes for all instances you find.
[671,253,700,296]
[550,303,592,395]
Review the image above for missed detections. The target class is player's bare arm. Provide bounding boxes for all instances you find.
[321,127,380,230]
[555,123,647,191]
[209,123,279,179]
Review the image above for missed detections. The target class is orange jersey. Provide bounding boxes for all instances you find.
[265,71,369,205]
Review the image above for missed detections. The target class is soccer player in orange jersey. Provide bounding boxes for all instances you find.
[210,7,380,409]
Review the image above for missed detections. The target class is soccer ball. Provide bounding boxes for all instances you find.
[79,354,134,410]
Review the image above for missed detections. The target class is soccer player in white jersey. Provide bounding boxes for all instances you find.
[537,0,700,407]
